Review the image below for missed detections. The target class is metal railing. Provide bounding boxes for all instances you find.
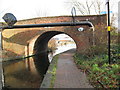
[0,21,93,30]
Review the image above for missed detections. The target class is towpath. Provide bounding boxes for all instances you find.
[54,49,93,88]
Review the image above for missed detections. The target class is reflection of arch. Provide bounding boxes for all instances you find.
[33,31,77,75]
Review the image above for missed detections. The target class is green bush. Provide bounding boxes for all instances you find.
[73,53,120,88]
[73,31,120,88]
[111,44,120,63]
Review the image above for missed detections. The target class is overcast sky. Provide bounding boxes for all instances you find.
[0,0,119,22]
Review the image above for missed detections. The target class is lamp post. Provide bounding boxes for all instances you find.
[0,28,4,90]
[106,0,111,64]
[0,13,17,89]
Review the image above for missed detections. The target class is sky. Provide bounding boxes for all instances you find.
[0,0,70,21]
[0,0,119,21]
[0,0,119,28]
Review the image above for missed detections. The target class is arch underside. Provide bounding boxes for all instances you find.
[33,31,64,75]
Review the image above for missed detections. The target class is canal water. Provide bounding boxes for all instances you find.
[2,44,76,88]
[3,57,43,88]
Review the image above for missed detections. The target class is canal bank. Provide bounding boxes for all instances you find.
[41,49,93,88]
[40,55,58,88]
[2,46,76,89]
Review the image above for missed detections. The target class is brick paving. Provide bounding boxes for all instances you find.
[54,49,93,88]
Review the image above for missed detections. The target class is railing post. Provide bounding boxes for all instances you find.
[106,0,111,64]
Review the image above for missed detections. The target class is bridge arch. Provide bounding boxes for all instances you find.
[32,31,77,74]
[3,15,106,59]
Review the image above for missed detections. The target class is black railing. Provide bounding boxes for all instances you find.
[1,21,93,30]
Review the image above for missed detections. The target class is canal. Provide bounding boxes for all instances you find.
[2,44,76,89]
[3,57,43,88]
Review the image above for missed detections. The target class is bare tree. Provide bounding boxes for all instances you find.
[93,0,103,15]
[70,0,104,15]
[35,9,48,17]
[111,13,117,27]
[48,38,57,53]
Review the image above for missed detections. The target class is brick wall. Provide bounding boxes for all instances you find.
[2,14,107,58]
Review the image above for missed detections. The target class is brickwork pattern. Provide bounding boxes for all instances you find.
[2,15,107,57]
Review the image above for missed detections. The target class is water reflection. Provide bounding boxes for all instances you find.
[3,57,43,88]
[33,52,49,76]
[2,43,76,89]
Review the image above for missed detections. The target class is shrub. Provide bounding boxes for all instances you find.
[73,53,120,88]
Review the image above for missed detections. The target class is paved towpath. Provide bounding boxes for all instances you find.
[54,49,93,88]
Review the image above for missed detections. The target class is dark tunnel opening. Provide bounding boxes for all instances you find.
[33,31,64,75]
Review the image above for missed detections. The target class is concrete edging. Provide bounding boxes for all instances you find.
[40,55,58,88]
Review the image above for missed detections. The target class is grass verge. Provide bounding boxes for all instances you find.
[49,55,58,88]
[73,54,120,88]
[40,55,59,88]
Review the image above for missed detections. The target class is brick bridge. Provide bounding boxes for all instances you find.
[2,14,106,73]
